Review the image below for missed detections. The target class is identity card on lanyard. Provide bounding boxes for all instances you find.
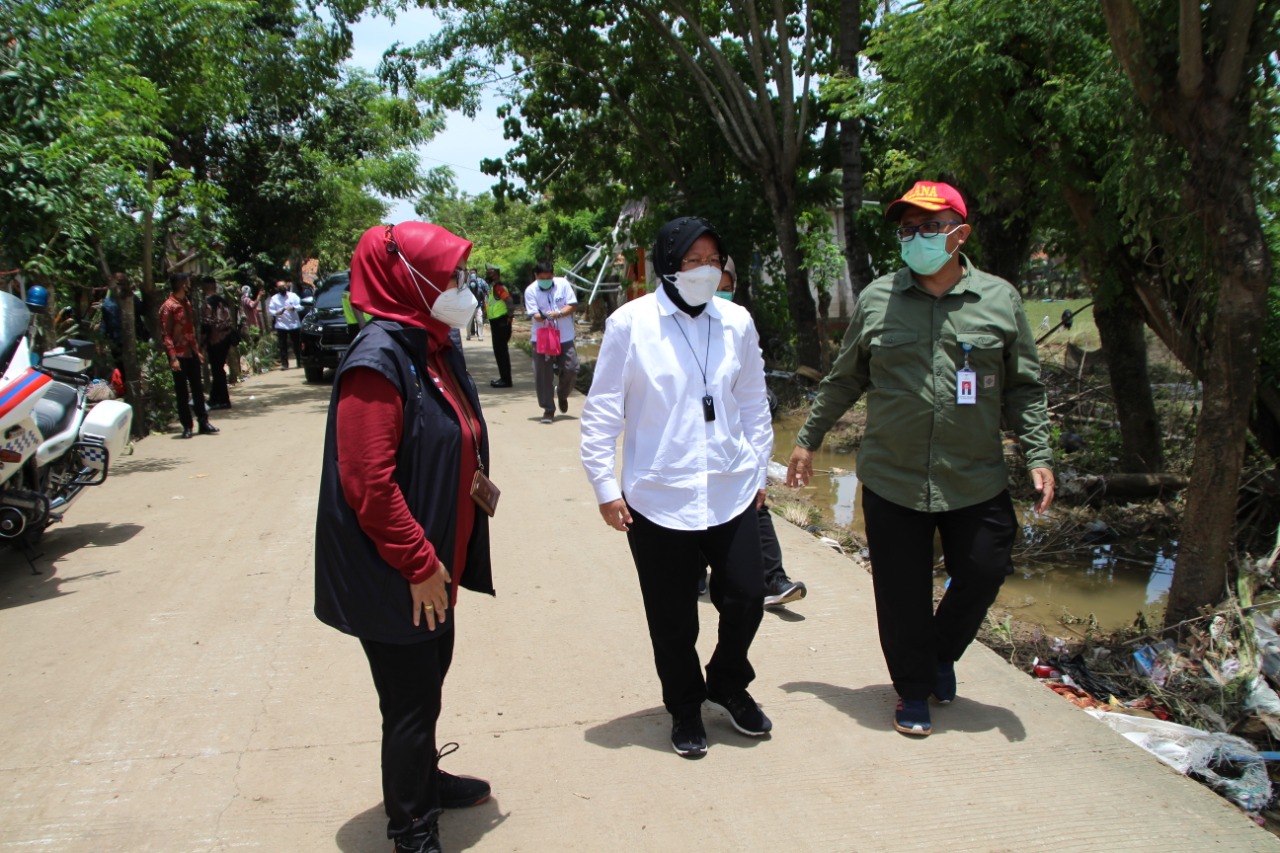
[956,342,977,405]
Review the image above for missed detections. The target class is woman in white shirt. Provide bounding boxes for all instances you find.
[579,216,773,759]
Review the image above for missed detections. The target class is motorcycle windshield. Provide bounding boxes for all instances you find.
[0,291,31,368]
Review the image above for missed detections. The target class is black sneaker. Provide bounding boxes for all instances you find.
[198,422,219,435]
[706,689,772,736]
[393,808,442,853]
[671,711,707,758]
[558,394,568,413]
[763,578,807,608]
[436,741,490,808]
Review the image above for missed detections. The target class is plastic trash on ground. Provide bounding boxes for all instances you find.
[1132,639,1177,687]
[1086,709,1272,812]
[1253,611,1280,680]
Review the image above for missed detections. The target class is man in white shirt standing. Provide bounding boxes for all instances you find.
[580,216,774,759]
[267,280,302,369]
[524,262,578,423]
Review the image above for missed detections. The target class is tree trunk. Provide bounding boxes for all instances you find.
[838,0,875,296]
[764,177,820,370]
[1057,472,1188,505]
[969,202,1032,287]
[118,284,148,439]
[1098,0,1275,626]
[1164,123,1271,626]
[1093,288,1162,472]
[139,164,162,342]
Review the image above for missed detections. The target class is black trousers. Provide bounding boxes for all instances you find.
[758,504,787,586]
[207,339,232,406]
[275,328,301,367]
[170,356,208,431]
[699,503,787,585]
[360,628,456,841]
[626,503,764,717]
[862,486,1016,700]
[488,316,513,384]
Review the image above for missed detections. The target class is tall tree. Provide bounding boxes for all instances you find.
[1101,0,1279,624]
[398,0,836,368]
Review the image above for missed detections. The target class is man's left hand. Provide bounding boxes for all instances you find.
[1031,467,1055,513]
[755,489,767,510]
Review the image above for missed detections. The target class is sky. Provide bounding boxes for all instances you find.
[347,9,515,221]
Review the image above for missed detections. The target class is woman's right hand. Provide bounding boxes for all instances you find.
[410,560,451,630]
[598,499,632,532]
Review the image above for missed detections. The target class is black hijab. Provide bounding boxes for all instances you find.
[653,216,726,317]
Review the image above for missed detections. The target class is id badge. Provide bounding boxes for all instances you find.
[702,395,716,422]
[956,368,978,405]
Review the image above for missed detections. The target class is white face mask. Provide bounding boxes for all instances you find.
[398,255,478,328]
[668,265,721,307]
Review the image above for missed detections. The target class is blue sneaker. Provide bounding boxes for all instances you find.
[934,661,956,704]
[894,697,932,736]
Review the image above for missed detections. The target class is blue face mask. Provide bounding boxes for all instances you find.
[899,227,960,276]
[537,278,554,291]
[714,290,733,300]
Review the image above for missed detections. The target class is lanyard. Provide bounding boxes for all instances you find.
[670,313,712,395]
[426,355,484,473]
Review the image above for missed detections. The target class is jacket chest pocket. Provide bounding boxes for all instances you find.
[868,330,922,391]
[954,332,1004,380]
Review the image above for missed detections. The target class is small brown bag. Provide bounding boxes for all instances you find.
[470,470,500,517]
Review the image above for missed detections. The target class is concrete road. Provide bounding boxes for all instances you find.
[1,339,1274,852]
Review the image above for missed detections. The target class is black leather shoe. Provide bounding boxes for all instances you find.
[180,429,193,439]
[438,769,491,808]
[198,422,220,435]
[436,742,490,807]
[489,379,512,388]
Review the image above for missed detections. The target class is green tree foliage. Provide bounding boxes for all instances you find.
[0,0,165,285]
[389,0,842,368]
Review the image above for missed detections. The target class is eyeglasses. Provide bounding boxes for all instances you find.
[680,255,725,269]
[896,221,962,242]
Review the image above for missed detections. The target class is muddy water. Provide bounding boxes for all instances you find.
[770,413,1173,633]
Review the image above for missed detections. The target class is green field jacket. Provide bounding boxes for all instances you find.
[796,258,1052,512]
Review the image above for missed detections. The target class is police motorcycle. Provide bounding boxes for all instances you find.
[0,288,133,552]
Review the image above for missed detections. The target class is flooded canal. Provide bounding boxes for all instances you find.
[769,413,1174,633]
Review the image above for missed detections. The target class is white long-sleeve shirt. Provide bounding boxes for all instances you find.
[268,291,302,330]
[580,288,773,531]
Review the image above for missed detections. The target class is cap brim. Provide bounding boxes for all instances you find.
[885,199,955,221]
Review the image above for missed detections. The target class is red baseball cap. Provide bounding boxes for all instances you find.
[885,181,968,221]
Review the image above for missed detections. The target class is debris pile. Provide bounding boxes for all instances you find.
[990,592,1280,826]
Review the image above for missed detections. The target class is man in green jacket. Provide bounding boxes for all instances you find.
[786,180,1055,737]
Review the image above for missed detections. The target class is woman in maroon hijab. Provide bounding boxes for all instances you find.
[315,222,496,853]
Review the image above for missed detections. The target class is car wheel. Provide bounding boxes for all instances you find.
[303,363,325,383]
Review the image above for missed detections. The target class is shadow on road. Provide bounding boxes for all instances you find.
[0,520,140,609]
[779,680,1027,743]
[336,798,507,852]
[108,454,185,477]
[583,705,671,754]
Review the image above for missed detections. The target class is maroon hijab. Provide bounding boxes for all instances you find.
[349,222,473,353]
